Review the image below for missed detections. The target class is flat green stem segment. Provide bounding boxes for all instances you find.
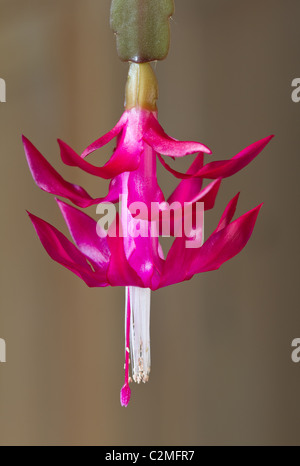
[110,0,174,63]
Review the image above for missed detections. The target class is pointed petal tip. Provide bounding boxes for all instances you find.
[57,138,69,152]
[55,197,79,220]
[233,191,241,202]
[55,197,67,213]
[26,210,42,225]
[26,210,37,220]
[204,145,212,155]
[263,134,275,144]
[244,202,264,223]
[22,135,33,154]
[55,196,64,206]
[257,202,264,210]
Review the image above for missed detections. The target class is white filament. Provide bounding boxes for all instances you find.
[125,286,151,384]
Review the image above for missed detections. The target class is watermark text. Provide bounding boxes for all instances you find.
[0,78,6,103]
[291,78,300,103]
[96,196,204,249]
[0,338,6,363]
[291,338,300,363]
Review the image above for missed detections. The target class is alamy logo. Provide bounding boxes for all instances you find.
[291,338,300,363]
[291,78,300,103]
[96,196,204,249]
[0,338,6,363]
[0,78,6,103]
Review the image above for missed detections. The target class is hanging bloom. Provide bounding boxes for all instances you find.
[23,63,273,407]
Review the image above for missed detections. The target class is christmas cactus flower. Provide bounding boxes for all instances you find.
[23,63,273,406]
[23,1,274,407]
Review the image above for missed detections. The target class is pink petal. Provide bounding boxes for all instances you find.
[168,154,204,204]
[56,199,110,270]
[23,136,122,208]
[169,178,221,209]
[195,179,222,210]
[59,131,141,179]
[27,212,108,287]
[143,113,212,156]
[127,143,165,217]
[157,235,190,288]
[158,153,202,179]
[127,231,164,289]
[163,179,221,238]
[106,215,144,287]
[198,135,274,179]
[188,204,263,276]
[159,202,262,288]
[158,135,274,180]
[81,113,127,158]
[215,193,240,233]
[23,136,91,207]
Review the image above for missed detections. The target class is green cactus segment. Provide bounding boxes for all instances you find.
[110,0,174,63]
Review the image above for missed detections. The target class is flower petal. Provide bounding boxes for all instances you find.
[59,130,141,179]
[159,201,262,288]
[215,192,240,233]
[163,179,221,238]
[127,143,165,215]
[23,136,122,208]
[106,215,145,287]
[143,113,211,156]
[167,153,204,203]
[158,135,274,180]
[188,204,263,276]
[198,135,274,179]
[56,199,110,270]
[156,235,190,288]
[169,178,221,209]
[127,230,164,289]
[27,212,108,287]
[81,113,127,158]
[158,153,202,179]
[23,136,90,207]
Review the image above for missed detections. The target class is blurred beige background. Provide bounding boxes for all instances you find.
[0,0,299,446]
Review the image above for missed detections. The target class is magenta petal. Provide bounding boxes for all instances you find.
[23,136,122,208]
[59,134,141,179]
[198,135,274,179]
[27,212,108,287]
[158,153,203,180]
[215,193,240,232]
[194,179,222,210]
[157,235,190,288]
[144,114,212,156]
[82,113,127,158]
[127,232,164,288]
[56,199,110,270]
[163,179,221,238]
[160,203,262,288]
[23,136,99,208]
[106,215,144,287]
[168,154,204,203]
[127,143,165,216]
[169,178,221,210]
[159,135,273,181]
[188,204,263,276]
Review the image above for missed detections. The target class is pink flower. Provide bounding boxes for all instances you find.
[23,63,273,406]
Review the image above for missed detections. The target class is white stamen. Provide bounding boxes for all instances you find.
[125,286,151,384]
